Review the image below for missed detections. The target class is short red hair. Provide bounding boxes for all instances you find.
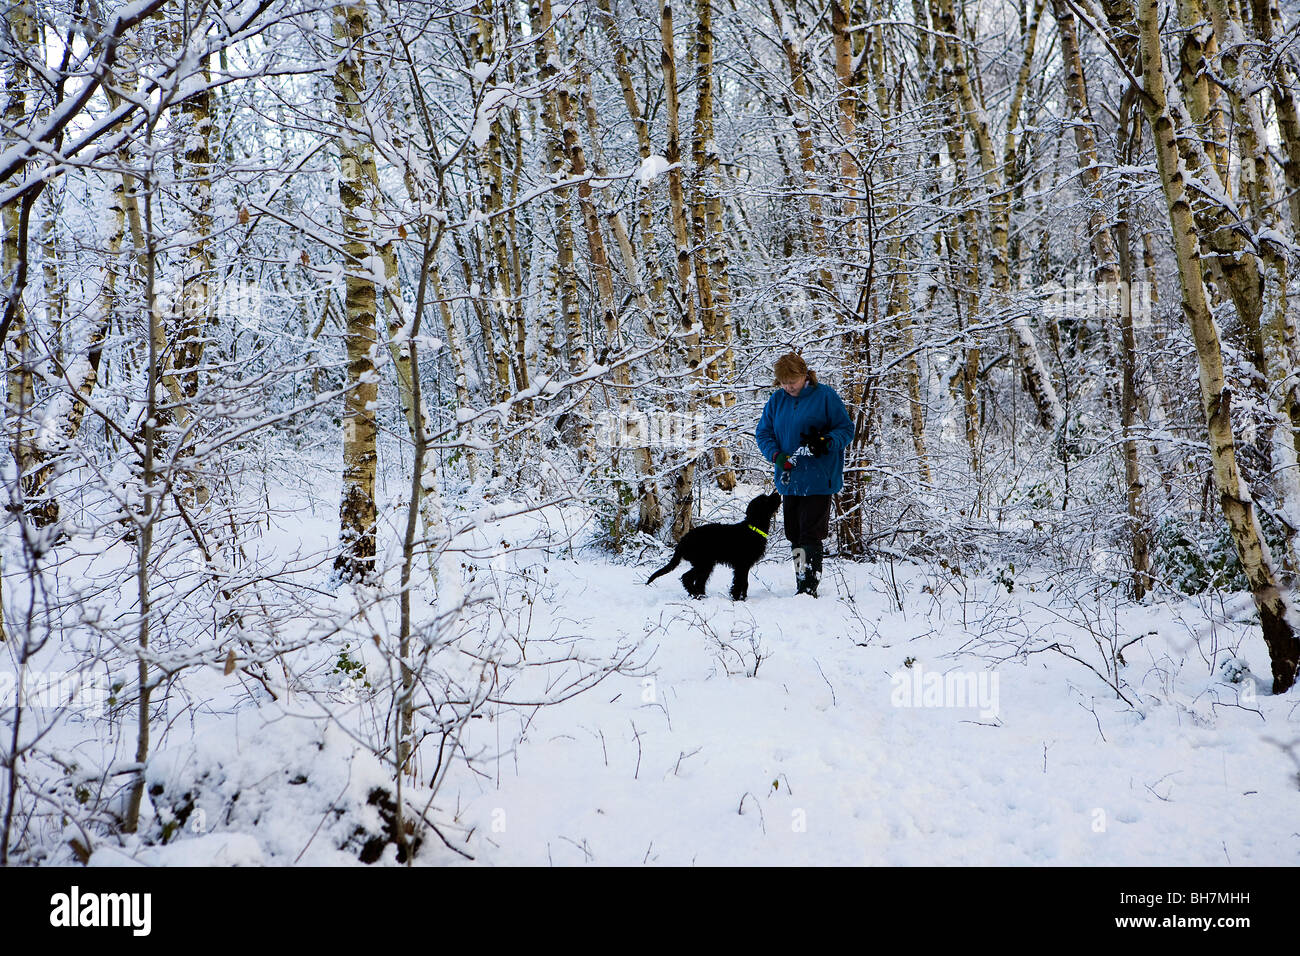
[773,352,818,387]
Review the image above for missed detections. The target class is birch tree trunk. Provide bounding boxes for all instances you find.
[39,191,61,374]
[125,163,163,837]
[172,22,215,405]
[1116,90,1151,598]
[1249,0,1300,237]
[1137,0,1300,692]
[690,0,738,491]
[379,237,448,580]
[936,0,1062,433]
[431,271,480,485]
[1106,0,1264,369]
[1174,0,1231,189]
[662,0,702,539]
[532,0,595,468]
[21,36,149,521]
[1205,0,1300,569]
[1054,0,1149,587]
[595,0,669,345]
[551,27,664,546]
[472,0,522,421]
[929,0,983,471]
[829,0,877,553]
[574,38,665,534]
[332,1,380,582]
[171,20,215,507]
[382,30,482,486]
[3,4,54,524]
[1051,0,1119,285]
[867,23,930,487]
[767,0,832,295]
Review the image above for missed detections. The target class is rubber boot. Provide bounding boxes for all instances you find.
[794,543,821,597]
[804,540,823,598]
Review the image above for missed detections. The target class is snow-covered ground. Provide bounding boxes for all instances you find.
[7,479,1298,866]
[441,544,1298,866]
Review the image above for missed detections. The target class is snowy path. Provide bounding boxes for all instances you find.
[450,552,1299,866]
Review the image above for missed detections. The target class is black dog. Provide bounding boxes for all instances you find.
[646,491,782,600]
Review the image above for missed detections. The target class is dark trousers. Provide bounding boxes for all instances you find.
[783,494,831,549]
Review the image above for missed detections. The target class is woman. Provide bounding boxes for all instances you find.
[754,353,855,597]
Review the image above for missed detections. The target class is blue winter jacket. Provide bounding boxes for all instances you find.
[755,380,856,495]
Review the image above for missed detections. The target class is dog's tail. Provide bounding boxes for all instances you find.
[646,546,683,585]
